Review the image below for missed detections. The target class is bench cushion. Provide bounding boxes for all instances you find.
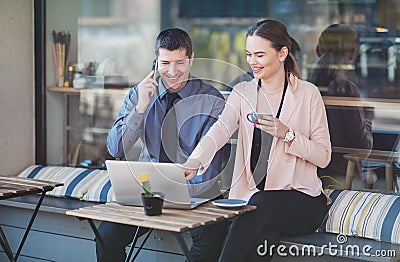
[82,170,115,203]
[322,189,400,245]
[17,165,115,202]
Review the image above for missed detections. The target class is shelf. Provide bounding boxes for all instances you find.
[322,96,400,110]
[66,126,110,134]
[47,86,130,95]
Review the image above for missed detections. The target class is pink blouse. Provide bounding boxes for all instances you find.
[188,75,332,202]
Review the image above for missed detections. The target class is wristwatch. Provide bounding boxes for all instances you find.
[283,127,295,142]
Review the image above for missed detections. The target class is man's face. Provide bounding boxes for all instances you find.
[157,48,193,92]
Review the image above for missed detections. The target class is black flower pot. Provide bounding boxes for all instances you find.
[141,192,165,216]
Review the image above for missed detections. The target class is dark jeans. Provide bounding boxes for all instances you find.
[219,190,327,262]
[96,220,228,262]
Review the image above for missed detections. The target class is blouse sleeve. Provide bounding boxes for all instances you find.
[286,85,332,168]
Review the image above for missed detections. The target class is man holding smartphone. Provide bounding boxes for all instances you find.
[100,28,227,262]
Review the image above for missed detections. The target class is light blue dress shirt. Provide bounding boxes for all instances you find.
[107,76,226,197]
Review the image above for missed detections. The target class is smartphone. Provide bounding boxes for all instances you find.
[152,59,158,80]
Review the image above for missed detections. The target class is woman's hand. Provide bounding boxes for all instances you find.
[254,115,289,139]
[184,169,197,181]
[179,159,201,181]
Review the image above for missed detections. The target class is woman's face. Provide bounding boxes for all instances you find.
[245,35,287,81]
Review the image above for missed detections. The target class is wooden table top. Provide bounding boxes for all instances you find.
[0,176,63,200]
[66,202,256,232]
[344,151,400,163]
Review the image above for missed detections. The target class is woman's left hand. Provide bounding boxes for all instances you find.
[254,115,288,139]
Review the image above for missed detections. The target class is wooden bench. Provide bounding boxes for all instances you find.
[0,194,254,262]
[277,189,400,262]
[279,232,400,261]
[2,176,400,262]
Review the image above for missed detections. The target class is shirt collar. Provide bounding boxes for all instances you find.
[157,74,193,100]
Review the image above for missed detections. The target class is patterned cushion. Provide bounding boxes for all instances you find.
[322,189,400,244]
[18,165,106,200]
[82,170,115,203]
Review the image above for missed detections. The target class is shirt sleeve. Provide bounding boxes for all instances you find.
[188,88,241,173]
[187,93,226,189]
[107,86,144,158]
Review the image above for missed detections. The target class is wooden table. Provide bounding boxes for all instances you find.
[0,176,63,262]
[344,151,399,191]
[66,202,256,262]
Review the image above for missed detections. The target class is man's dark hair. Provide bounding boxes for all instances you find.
[155,28,193,57]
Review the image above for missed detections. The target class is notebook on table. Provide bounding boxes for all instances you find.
[105,160,208,209]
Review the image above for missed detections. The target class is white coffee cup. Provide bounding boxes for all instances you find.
[246,112,272,124]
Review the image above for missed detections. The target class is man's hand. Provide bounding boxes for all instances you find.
[135,70,158,113]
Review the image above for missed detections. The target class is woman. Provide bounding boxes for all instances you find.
[184,20,331,261]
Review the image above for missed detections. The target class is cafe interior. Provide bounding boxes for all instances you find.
[1,0,400,261]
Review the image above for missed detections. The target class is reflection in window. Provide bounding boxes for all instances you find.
[77,0,160,84]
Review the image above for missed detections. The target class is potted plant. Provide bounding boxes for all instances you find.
[138,173,164,216]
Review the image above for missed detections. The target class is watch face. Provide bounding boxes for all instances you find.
[285,130,294,141]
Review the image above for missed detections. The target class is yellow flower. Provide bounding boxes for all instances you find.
[138,173,152,196]
[138,173,149,183]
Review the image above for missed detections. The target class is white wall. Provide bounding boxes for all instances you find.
[0,0,34,176]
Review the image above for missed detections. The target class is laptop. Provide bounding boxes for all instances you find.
[105,160,208,209]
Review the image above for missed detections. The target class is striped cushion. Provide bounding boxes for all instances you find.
[18,165,103,199]
[322,189,400,244]
[82,170,115,203]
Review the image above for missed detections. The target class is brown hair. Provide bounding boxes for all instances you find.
[247,19,301,78]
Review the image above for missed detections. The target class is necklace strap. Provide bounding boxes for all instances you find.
[257,78,288,119]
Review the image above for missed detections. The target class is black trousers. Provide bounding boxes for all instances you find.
[96,219,228,262]
[219,190,327,262]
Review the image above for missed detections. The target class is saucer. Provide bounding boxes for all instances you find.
[212,199,247,208]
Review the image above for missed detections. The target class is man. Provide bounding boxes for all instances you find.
[98,28,227,262]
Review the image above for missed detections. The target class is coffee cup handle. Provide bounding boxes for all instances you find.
[246,113,254,123]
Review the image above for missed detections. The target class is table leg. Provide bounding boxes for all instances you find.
[128,228,153,262]
[385,164,394,191]
[12,191,46,262]
[0,225,13,261]
[125,226,141,262]
[86,218,106,253]
[346,160,356,189]
[84,220,152,262]
[172,232,193,262]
